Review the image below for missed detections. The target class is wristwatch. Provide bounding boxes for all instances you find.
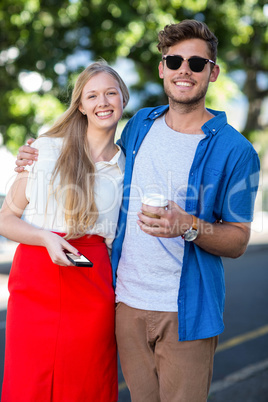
[182,215,199,242]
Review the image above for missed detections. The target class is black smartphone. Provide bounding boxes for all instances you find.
[65,252,93,267]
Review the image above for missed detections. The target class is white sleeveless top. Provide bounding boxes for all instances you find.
[23,136,125,249]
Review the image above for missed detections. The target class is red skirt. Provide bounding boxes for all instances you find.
[1,234,118,402]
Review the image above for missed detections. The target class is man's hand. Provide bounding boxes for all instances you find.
[137,200,192,238]
[137,200,251,258]
[15,138,38,173]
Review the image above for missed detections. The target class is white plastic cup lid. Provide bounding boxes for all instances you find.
[142,193,168,207]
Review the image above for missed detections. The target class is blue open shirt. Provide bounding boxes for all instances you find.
[111,105,260,341]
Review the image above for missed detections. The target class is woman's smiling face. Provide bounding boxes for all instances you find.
[79,72,124,132]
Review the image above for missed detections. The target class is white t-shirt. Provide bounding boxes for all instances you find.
[115,115,205,311]
[23,136,125,248]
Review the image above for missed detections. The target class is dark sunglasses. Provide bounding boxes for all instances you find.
[162,55,215,73]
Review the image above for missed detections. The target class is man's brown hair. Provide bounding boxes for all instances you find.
[157,20,218,62]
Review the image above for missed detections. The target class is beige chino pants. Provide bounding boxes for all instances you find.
[116,302,218,402]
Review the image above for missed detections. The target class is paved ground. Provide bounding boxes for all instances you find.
[209,366,268,402]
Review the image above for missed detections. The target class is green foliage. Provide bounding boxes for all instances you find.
[4,88,65,150]
[0,0,267,150]
[249,129,268,161]
[206,62,241,110]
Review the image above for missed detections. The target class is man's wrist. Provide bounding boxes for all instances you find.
[181,215,199,241]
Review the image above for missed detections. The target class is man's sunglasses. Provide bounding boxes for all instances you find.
[162,55,215,73]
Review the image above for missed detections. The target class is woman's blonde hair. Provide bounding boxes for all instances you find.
[42,61,129,239]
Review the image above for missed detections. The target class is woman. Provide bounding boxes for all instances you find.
[0,61,129,402]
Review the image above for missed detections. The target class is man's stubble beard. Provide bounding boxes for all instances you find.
[164,80,210,113]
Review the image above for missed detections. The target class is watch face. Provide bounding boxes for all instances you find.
[184,229,198,241]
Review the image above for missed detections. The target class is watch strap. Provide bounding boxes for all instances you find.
[181,215,198,240]
[191,215,198,231]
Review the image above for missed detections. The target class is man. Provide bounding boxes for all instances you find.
[16,20,260,402]
[112,20,259,402]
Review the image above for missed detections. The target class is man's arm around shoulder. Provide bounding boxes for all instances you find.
[15,138,38,172]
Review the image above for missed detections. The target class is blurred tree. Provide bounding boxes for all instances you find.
[0,0,267,150]
[204,0,268,137]
[0,0,78,151]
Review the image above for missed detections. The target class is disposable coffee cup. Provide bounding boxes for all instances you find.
[141,193,168,219]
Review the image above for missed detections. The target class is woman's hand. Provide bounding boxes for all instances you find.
[15,138,39,173]
[41,231,80,266]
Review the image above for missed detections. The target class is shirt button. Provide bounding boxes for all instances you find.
[133,151,135,154]
[212,129,216,132]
